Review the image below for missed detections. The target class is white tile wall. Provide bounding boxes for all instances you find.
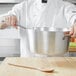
[64,0,76,3]
[0,39,20,57]
[0,0,22,3]
[0,29,20,39]
[0,4,14,14]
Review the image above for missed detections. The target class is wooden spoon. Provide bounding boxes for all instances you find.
[8,63,54,73]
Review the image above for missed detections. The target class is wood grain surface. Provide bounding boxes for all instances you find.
[0,57,76,76]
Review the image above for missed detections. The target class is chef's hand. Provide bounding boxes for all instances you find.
[70,22,76,37]
[0,15,17,29]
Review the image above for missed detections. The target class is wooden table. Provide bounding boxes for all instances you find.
[0,57,76,76]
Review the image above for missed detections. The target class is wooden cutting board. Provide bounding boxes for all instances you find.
[0,57,76,76]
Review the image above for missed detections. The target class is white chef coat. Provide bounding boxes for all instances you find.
[0,0,76,57]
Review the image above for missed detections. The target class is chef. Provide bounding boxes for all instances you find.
[0,0,76,57]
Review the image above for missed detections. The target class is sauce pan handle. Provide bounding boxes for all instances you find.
[63,34,71,40]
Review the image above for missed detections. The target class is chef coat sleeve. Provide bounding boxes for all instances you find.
[0,1,25,25]
[64,2,76,26]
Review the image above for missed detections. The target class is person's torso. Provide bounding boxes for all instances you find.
[19,0,68,28]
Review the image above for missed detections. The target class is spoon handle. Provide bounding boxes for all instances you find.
[18,25,26,29]
[8,63,41,71]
